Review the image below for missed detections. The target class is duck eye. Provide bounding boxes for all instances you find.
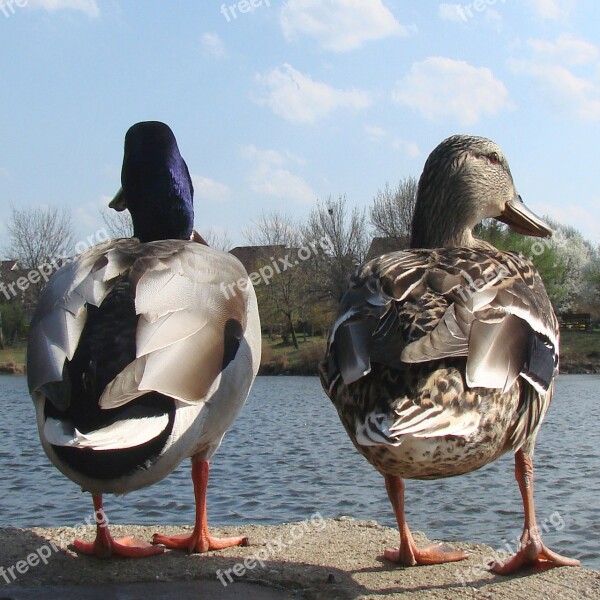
[488,152,500,165]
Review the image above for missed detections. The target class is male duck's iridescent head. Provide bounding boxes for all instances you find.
[109,121,194,242]
[410,135,552,249]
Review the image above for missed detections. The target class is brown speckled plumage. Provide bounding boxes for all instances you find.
[319,135,580,571]
[320,245,557,475]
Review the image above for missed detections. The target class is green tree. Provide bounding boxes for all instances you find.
[0,301,28,344]
[477,218,592,313]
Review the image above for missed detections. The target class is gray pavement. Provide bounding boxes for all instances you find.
[0,580,298,600]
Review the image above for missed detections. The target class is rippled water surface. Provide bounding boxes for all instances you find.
[0,374,598,569]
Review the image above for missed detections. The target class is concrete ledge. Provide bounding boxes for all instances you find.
[0,519,597,599]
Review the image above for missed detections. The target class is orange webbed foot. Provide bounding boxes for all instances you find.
[73,535,164,559]
[152,531,249,554]
[384,543,468,566]
[491,530,580,574]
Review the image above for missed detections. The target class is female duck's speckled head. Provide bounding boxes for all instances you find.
[410,135,551,249]
[111,121,194,243]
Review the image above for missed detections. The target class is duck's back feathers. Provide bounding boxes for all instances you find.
[321,246,558,476]
[29,239,252,411]
[27,237,260,493]
[324,247,558,398]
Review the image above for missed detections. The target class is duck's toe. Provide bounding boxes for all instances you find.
[384,543,468,566]
[491,539,580,574]
[73,535,164,559]
[152,531,249,553]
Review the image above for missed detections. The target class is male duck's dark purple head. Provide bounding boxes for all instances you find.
[110,121,194,242]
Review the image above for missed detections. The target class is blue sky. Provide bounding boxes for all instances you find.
[1,0,599,251]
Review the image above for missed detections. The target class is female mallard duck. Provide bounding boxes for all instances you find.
[27,121,261,558]
[320,135,580,573]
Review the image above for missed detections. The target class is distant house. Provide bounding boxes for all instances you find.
[0,260,26,303]
[366,236,409,260]
[1,260,19,277]
[0,257,67,311]
[559,313,592,331]
[229,245,288,275]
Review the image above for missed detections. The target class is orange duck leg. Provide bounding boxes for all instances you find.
[491,450,580,574]
[152,457,248,553]
[383,474,468,566]
[73,495,164,559]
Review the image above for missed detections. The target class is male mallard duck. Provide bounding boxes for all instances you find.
[27,121,261,558]
[320,135,580,573]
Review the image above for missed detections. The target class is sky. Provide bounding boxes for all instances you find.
[1,0,599,253]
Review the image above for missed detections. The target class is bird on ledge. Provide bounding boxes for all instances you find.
[320,134,581,574]
[27,121,261,558]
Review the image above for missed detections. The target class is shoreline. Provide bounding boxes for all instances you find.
[256,363,600,376]
[0,519,597,599]
[3,359,600,377]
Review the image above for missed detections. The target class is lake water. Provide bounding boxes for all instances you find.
[0,374,598,569]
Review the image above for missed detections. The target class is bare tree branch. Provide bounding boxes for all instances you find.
[201,228,232,252]
[244,211,306,348]
[100,207,134,239]
[370,177,417,244]
[302,195,370,304]
[4,205,76,301]
[243,211,302,248]
[6,205,75,269]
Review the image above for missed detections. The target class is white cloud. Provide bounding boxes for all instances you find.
[438,3,467,22]
[280,0,411,52]
[27,0,99,17]
[391,138,421,158]
[529,0,573,20]
[438,2,504,25]
[364,126,421,158]
[241,146,287,165]
[529,33,599,66]
[392,57,513,125]
[241,145,316,204]
[510,35,600,120]
[191,175,231,203]
[201,33,225,58]
[254,64,371,123]
[512,61,600,120]
[364,125,389,142]
[483,8,503,29]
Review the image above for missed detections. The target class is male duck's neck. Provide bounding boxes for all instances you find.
[132,198,193,243]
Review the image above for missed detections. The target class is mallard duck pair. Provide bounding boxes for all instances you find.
[320,134,580,574]
[27,126,579,574]
[27,122,261,557]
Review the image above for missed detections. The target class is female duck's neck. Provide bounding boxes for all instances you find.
[410,227,476,249]
[410,205,477,249]
[409,187,480,249]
